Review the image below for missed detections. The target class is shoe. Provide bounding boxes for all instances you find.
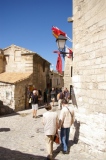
[46,157,52,160]
[33,116,35,118]
[46,155,52,160]
[62,151,69,154]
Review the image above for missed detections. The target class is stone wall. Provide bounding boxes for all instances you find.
[0,77,32,115]
[73,0,106,158]
[64,56,73,91]
[51,73,64,89]
[33,55,50,92]
[2,44,50,92]
[15,77,32,111]
[0,56,4,73]
[0,50,5,73]
[0,83,15,115]
[0,45,50,114]
[3,45,33,73]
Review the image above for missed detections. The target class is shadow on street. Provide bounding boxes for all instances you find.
[0,147,47,160]
[0,112,22,118]
[53,140,74,159]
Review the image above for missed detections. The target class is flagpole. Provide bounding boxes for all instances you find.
[66,36,73,42]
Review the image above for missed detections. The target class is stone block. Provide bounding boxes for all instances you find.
[103,39,106,47]
[98,82,106,89]
[97,74,105,82]
[101,56,106,64]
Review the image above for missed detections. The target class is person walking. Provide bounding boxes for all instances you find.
[64,88,70,102]
[43,89,48,104]
[57,89,65,110]
[50,87,56,106]
[59,98,75,154]
[31,90,38,118]
[38,89,43,106]
[43,104,58,160]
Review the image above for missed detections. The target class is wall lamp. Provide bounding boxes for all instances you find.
[56,35,67,52]
[56,35,73,59]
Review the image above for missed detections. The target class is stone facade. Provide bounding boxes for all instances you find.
[0,82,15,114]
[2,44,50,91]
[0,72,33,114]
[64,56,73,91]
[0,45,50,114]
[33,55,50,89]
[49,71,64,89]
[0,49,5,73]
[71,0,106,159]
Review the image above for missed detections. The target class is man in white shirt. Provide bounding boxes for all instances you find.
[43,104,58,160]
[59,99,75,154]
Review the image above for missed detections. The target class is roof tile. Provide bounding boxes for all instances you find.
[0,72,32,84]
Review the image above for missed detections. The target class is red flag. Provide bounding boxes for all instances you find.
[53,51,62,73]
[56,52,62,73]
[51,26,66,39]
[65,47,73,58]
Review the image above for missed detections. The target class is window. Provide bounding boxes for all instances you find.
[71,66,73,77]
[6,91,12,100]
[57,79,58,85]
[43,62,45,72]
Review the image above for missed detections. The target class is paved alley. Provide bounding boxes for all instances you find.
[0,106,97,160]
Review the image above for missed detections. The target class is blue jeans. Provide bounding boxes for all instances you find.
[60,127,70,151]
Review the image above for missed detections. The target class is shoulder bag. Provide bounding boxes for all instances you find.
[66,107,74,125]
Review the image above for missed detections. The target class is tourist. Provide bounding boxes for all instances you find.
[43,89,48,104]
[59,98,75,154]
[64,88,70,102]
[43,104,58,160]
[38,89,43,106]
[31,90,39,118]
[50,87,56,106]
[57,89,65,110]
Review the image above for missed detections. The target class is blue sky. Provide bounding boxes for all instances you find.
[0,0,73,70]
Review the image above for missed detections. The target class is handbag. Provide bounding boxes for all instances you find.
[29,98,31,103]
[54,133,60,144]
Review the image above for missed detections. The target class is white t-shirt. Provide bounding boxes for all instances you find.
[59,104,75,128]
[43,111,58,135]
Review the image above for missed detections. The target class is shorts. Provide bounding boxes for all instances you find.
[32,104,38,110]
[51,98,55,101]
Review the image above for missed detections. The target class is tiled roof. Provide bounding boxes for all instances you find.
[0,72,32,84]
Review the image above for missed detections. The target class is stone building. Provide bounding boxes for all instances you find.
[0,44,50,114]
[0,49,5,73]
[49,70,64,89]
[64,53,73,92]
[0,72,32,114]
[65,0,106,159]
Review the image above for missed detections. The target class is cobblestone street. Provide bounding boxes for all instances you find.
[0,105,97,160]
